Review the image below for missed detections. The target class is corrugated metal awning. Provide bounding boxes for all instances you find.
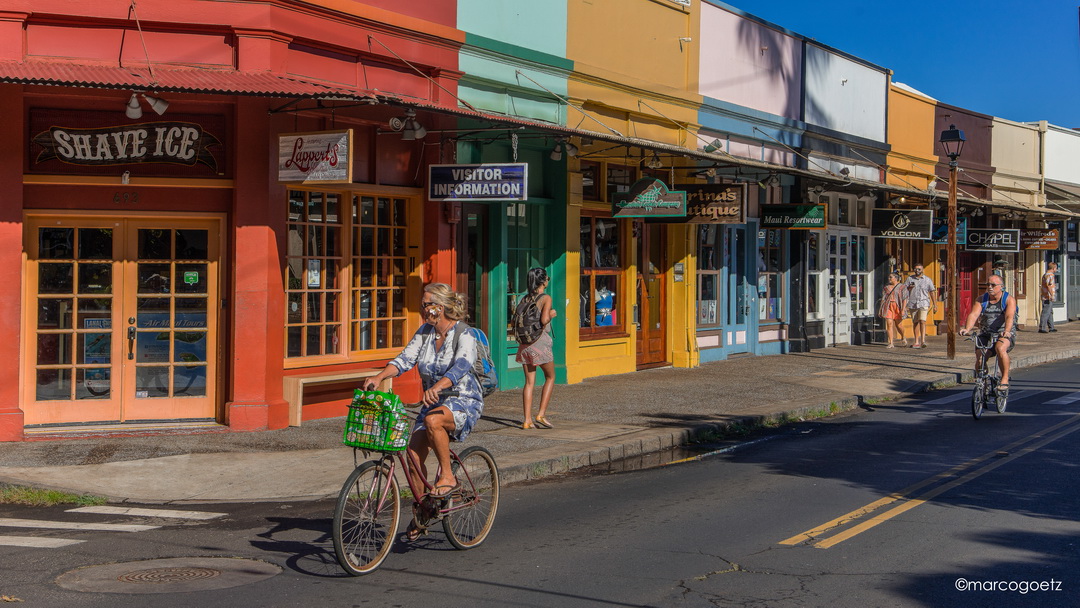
[0,60,366,99]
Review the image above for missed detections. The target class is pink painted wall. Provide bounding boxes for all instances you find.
[698,5,802,121]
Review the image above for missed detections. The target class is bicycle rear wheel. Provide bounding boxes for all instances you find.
[333,460,400,575]
[971,381,985,420]
[442,446,499,550]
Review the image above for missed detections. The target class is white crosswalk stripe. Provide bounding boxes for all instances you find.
[925,389,1034,406]
[0,535,84,548]
[1045,391,1080,405]
[66,506,226,520]
[0,518,157,532]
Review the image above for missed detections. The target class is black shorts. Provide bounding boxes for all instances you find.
[980,332,1015,355]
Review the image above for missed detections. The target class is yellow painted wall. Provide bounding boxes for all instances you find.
[560,0,702,383]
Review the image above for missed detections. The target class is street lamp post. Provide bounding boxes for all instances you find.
[939,124,966,360]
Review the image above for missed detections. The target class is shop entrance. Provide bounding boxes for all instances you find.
[723,225,754,355]
[457,203,490,331]
[24,215,221,426]
[635,221,667,368]
[824,231,852,346]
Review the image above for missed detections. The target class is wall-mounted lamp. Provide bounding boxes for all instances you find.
[927,179,939,191]
[550,138,578,161]
[690,167,717,179]
[702,138,724,154]
[645,151,663,170]
[757,174,780,189]
[124,92,170,119]
[389,108,426,140]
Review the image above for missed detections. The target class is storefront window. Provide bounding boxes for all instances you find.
[606,164,634,202]
[697,225,721,327]
[580,212,622,335]
[757,229,783,321]
[851,235,870,315]
[286,190,410,359]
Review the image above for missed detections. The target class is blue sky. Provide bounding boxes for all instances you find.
[728,0,1080,128]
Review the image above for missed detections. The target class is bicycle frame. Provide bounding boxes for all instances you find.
[967,332,1002,419]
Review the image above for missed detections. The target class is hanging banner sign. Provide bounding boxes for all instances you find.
[653,184,745,224]
[32,121,222,172]
[760,204,827,229]
[930,216,968,244]
[429,163,528,201]
[278,130,353,183]
[611,178,687,218]
[1020,228,1059,250]
[966,228,1020,252]
[871,209,934,239]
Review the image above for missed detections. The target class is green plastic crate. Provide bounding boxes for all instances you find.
[342,389,410,451]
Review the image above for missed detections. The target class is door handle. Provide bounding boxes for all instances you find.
[127,325,136,360]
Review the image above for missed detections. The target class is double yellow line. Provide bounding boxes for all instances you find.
[780,414,1080,549]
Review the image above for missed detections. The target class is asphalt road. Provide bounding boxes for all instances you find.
[2,358,1079,607]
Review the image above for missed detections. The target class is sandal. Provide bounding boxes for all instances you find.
[886,344,895,349]
[522,421,534,430]
[405,519,426,542]
[535,416,553,429]
[430,480,460,498]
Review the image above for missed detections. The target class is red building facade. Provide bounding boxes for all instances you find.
[0,0,465,440]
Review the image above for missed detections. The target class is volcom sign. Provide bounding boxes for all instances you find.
[871,209,934,239]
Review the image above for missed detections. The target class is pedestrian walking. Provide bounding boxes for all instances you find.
[1039,262,1058,333]
[513,268,557,429]
[878,272,908,348]
[905,265,937,348]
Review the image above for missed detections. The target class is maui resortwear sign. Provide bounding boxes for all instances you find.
[760,204,827,229]
[428,163,528,201]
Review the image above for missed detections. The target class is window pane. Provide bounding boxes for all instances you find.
[139,229,171,260]
[39,263,74,294]
[39,298,74,330]
[595,275,617,326]
[595,219,619,267]
[40,228,74,259]
[175,229,208,259]
[698,274,717,325]
[78,228,112,259]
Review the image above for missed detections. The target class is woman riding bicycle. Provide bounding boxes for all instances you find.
[363,283,483,535]
[958,275,1017,396]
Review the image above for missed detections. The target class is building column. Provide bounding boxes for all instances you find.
[226,97,289,430]
[0,87,24,440]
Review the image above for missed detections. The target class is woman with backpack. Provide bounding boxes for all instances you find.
[515,268,557,429]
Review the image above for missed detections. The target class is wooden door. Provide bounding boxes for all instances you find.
[635,222,667,368]
[24,215,221,425]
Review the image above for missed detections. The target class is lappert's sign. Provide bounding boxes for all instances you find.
[278,130,353,183]
[33,122,221,171]
[966,228,1020,252]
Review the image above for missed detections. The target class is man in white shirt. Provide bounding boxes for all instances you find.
[1039,262,1058,333]
[905,265,938,348]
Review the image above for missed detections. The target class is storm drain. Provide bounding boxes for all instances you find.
[56,557,280,594]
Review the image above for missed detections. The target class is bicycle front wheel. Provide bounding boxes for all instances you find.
[442,446,500,550]
[971,381,985,420]
[332,460,400,575]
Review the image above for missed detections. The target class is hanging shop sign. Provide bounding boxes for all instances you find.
[278,130,353,184]
[871,209,934,239]
[966,228,1020,252]
[611,178,686,218]
[654,184,745,224]
[930,216,968,244]
[428,163,528,201]
[30,109,225,177]
[760,204,827,229]
[1020,228,1060,250]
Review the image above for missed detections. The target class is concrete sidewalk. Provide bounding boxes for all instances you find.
[2,325,1078,504]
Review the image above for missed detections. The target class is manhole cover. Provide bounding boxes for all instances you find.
[56,557,280,594]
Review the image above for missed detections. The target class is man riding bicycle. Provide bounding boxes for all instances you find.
[958,275,1018,402]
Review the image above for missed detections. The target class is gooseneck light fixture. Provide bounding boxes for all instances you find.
[939,123,966,361]
[388,108,426,140]
[123,92,170,119]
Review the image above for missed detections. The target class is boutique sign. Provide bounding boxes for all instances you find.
[661,184,745,224]
[871,209,934,239]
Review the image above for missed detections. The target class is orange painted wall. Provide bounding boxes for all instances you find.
[887,84,938,190]
[0,87,24,441]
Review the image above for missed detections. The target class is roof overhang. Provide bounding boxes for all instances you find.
[0,59,365,99]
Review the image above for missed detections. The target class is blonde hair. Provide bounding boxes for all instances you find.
[423,283,468,321]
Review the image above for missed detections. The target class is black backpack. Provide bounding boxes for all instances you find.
[512,293,545,345]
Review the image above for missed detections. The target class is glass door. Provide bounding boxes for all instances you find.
[25,215,220,425]
[723,226,753,354]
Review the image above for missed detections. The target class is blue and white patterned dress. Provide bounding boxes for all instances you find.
[389,323,484,441]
